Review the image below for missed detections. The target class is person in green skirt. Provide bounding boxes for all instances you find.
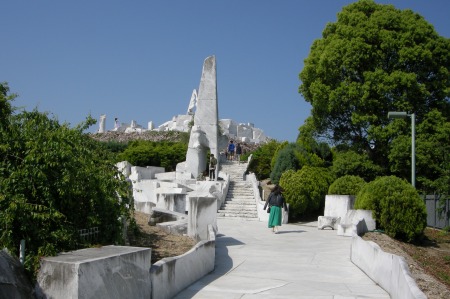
[263,185,288,233]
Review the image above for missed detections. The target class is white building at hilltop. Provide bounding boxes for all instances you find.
[98,89,268,144]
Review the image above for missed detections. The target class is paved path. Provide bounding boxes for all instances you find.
[175,218,389,299]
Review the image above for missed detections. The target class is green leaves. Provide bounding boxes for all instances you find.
[299,0,450,159]
[0,97,133,280]
[355,176,426,242]
[328,175,366,195]
[279,166,334,218]
[245,140,280,180]
[118,140,187,171]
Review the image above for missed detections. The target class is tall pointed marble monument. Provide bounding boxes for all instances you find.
[185,56,221,179]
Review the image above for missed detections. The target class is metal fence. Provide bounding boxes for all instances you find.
[424,195,449,229]
[78,227,99,243]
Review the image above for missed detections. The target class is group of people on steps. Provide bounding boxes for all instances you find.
[225,140,242,162]
[208,140,243,180]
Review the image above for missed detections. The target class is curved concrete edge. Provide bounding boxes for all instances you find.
[150,224,216,299]
[351,236,426,299]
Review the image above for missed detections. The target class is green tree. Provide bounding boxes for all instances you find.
[245,140,280,180]
[299,0,450,167]
[297,117,333,166]
[270,141,288,170]
[389,109,450,197]
[0,88,132,278]
[0,82,15,128]
[332,150,383,182]
[270,143,300,184]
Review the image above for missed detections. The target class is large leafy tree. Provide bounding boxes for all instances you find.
[299,0,450,167]
[0,84,132,277]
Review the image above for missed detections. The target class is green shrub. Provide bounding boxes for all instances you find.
[328,175,366,195]
[279,166,334,218]
[101,140,129,154]
[270,141,288,169]
[355,176,427,242]
[118,140,187,171]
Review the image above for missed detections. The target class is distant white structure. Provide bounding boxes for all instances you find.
[98,76,268,143]
[98,114,106,133]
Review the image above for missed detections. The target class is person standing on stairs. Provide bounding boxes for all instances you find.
[236,143,242,164]
[227,140,235,161]
[209,154,217,180]
[264,185,288,233]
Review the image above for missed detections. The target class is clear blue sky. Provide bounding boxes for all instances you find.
[2,1,449,142]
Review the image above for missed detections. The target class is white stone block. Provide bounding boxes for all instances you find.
[337,209,375,236]
[36,246,151,299]
[324,195,355,218]
[188,195,217,241]
[155,172,177,181]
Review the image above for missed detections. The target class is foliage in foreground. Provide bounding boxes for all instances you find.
[279,166,334,218]
[0,83,132,279]
[355,176,427,242]
[328,175,366,196]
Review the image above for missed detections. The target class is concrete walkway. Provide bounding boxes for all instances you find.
[174,218,389,299]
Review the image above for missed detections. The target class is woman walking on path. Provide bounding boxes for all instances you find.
[264,185,288,233]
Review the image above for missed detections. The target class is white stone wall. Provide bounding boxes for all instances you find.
[351,236,426,299]
[36,246,152,299]
[150,225,215,299]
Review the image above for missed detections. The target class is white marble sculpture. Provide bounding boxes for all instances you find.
[185,56,227,179]
[187,89,197,115]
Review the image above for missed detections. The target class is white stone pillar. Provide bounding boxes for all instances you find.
[99,114,106,133]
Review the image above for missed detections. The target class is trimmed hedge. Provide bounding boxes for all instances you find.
[279,166,334,217]
[355,176,427,242]
[328,175,366,195]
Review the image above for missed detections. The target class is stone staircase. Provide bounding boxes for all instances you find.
[218,161,258,220]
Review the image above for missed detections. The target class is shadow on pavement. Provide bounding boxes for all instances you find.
[174,234,244,298]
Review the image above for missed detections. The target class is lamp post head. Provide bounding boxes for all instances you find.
[388,111,408,119]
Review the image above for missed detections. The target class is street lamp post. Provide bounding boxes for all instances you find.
[388,111,416,188]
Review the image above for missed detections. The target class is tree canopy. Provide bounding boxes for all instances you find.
[299,0,450,157]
